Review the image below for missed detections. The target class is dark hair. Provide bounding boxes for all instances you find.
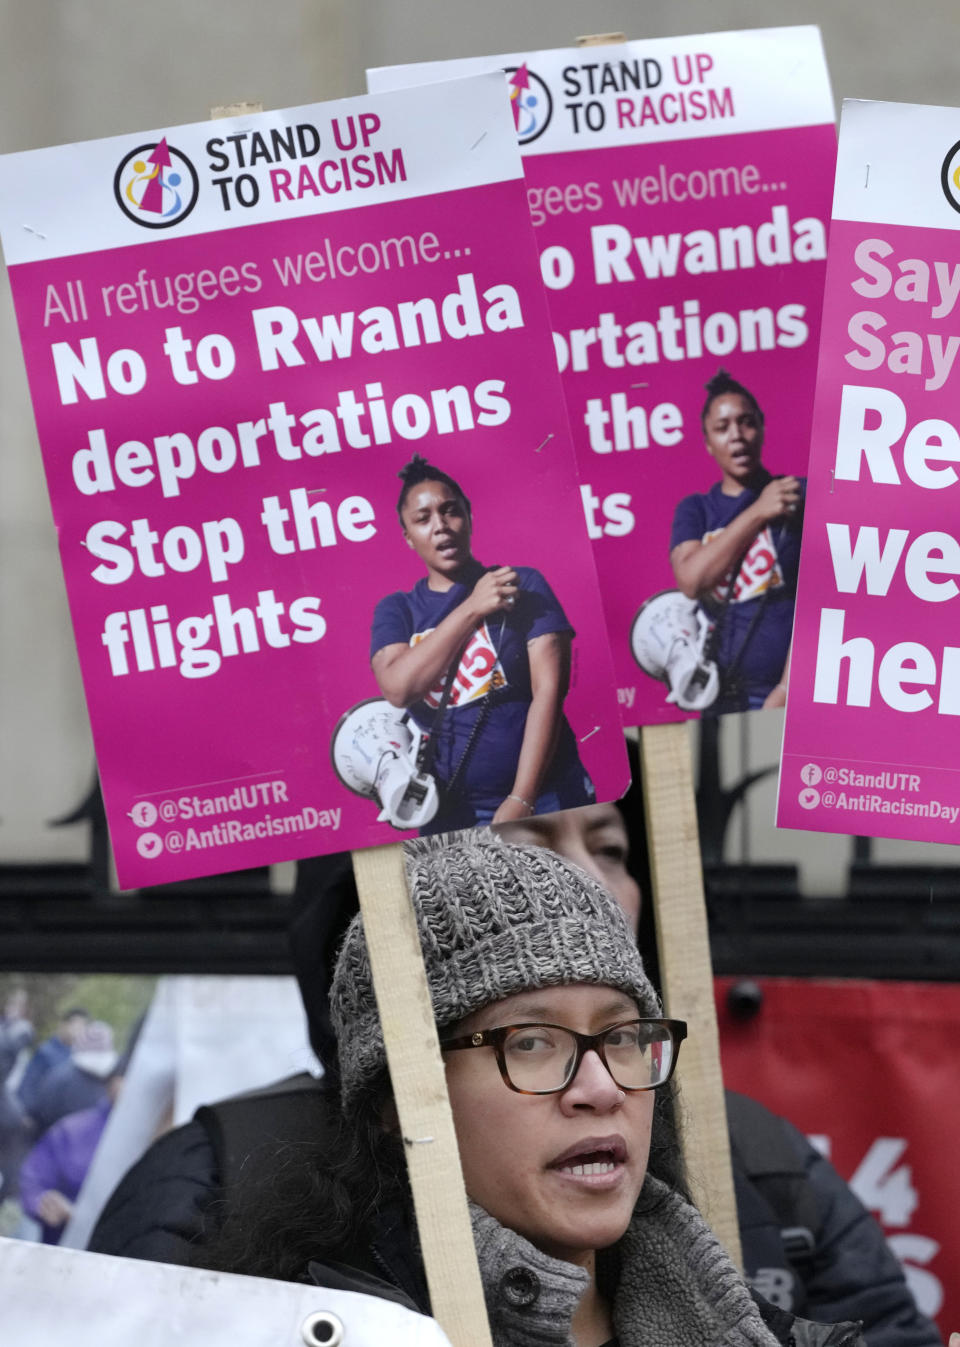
[700,369,764,430]
[289,853,358,1084]
[200,1072,412,1283]
[62,1007,90,1021]
[613,739,660,992]
[396,454,471,523]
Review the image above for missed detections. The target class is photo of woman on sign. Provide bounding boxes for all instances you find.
[633,371,804,718]
[368,454,595,833]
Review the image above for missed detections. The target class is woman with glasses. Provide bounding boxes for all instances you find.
[201,830,862,1347]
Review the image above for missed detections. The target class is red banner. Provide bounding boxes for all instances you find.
[716,976,957,1336]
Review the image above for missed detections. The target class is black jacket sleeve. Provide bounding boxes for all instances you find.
[796,1135,943,1347]
[727,1092,943,1347]
[86,1119,223,1266]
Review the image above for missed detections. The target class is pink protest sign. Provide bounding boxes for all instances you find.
[779,99,960,843]
[0,76,626,888]
[370,29,836,724]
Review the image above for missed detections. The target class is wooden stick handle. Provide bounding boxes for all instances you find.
[640,722,742,1266]
[353,844,493,1347]
[210,101,264,119]
[576,32,627,46]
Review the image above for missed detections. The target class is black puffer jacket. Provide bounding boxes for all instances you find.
[88,1078,939,1347]
[726,1092,942,1344]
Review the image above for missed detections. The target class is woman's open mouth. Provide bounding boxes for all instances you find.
[557,1152,618,1177]
[547,1135,627,1184]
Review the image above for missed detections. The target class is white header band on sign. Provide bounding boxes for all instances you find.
[833,98,960,231]
[0,74,520,265]
[368,27,834,155]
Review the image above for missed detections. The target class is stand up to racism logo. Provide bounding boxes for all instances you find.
[505,64,553,144]
[113,137,200,228]
[941,137,960,215]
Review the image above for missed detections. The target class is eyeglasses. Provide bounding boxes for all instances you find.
[439,1018,687,1095]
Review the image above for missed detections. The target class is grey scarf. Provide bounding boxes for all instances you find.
[469,1176,820,1347]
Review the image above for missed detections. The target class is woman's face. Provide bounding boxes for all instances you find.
[444,982,654,1266]
[400,480,473,584]
[494,803,641,934]
[703,392,764,489]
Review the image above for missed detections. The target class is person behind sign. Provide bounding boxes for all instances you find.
[370,454,594,832]
[493,801,942,1347]
[18,1055,124,1245]
[0,987,34,1205]
[670,370,804,714]
[17,1007,91,1129]
[200,832,862,1347]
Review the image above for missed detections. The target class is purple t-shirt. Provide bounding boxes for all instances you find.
[670,477,804,695]
[370,562,584,814]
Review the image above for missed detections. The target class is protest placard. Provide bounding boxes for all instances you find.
[0,76,627,888]
[779,99,960,844]
[0,1237,453,1346]
[369,29,836,725]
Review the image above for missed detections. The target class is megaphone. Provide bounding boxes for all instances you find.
[331,698,440,830]
[629,590,720,712]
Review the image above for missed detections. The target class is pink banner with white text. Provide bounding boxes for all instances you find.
[0,77,627,887]
[370,29,836,724]
[780,99,960,843]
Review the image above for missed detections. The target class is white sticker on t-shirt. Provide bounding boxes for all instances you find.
[706,526,784,603]
[413,623,507,708]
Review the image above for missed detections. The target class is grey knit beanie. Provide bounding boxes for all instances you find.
[330,828,661,1110]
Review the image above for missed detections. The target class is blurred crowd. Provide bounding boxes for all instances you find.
[0,991,124,1243]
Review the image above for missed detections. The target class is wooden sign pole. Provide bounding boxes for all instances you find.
[352,845,494,1347]
[640,722,742,1265]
